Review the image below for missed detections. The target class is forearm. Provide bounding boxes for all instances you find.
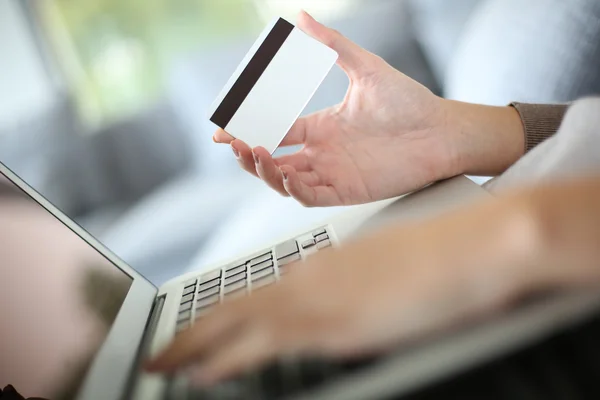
[442,99,526,176]
[383,176,600,310]
[519,177,600,287]
[464,176,600,301]
[439,99,570,178]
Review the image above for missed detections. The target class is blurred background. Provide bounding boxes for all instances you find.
[1,0,599,284]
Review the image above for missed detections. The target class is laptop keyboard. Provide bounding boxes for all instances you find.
[165,356,378,400]
[174,227,332,334]
[164,227,357,400]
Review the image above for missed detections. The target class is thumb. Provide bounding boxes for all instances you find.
[296,11,374,79]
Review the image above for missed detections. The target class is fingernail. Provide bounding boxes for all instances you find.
[232,145,239,158]
[253,151,260,165]
[212,135,217,143]
[302,10,316,22]
[281,168,288,180]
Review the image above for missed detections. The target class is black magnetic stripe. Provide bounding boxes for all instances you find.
[210,18,294,128]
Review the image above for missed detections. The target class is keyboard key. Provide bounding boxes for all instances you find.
[340,355,379,373]
[179,302,193,313]
[252,275,277,291]
[275,239,299,260]
[183,278,197,288]
[200,270,221,283]
[195,307,212,320]
[250,259,274,274]
[180,293,194,305]
[251,267,275,282]
[165,374,188,398]
[225,289,247,302]
[226,262,246,272]
[312,228,326,237]
[259,362,287,399]
[198,286,220,300]
[224,279,246,294]
[190,374,262,399]
[279,265,292,275]
[225,271,246,286]
[225,264,246,278]
[248,251,273,266]
[314,233,329,243]
[197,278,220,293]
[279,358,302,393]
[278,253,301,266]
[244,373,264,400]
[178,310,192,322]
[182,286,195,296]
[196,294,220,310]
[301,239,316,249]
[317,239,332,250]
[297,359,331,389]
[176,320,190,333]
[279,256,302,275]
[189,377,251,399]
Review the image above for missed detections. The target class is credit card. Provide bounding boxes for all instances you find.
[208,17,338,153]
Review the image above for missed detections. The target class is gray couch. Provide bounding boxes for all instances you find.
[3,0,599,284]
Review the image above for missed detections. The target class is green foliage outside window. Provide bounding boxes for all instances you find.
[40,0,261,127]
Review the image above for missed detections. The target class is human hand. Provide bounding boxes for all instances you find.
[215,11,460,206]
[146,195,540,384]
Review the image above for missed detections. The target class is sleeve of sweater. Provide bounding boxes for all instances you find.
[510,103,569,152]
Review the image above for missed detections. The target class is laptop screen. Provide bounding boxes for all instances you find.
[0,175,133,400]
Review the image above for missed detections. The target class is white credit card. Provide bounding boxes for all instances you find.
[207,17,338,153]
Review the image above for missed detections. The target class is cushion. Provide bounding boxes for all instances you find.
[446,0,600,105]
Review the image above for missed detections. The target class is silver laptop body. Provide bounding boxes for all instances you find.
[3,161,599,400]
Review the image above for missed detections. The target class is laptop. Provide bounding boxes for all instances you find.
[2,161,600,400]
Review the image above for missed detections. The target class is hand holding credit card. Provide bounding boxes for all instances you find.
[211,11,448,208]
[208,15,338,154]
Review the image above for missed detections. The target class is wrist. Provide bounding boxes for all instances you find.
[447,194,545,308]
[439,99,525,177]
[517,179,600,288]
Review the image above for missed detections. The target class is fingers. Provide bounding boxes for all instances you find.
[191,326,277,386]
[213,128,234,143]
[253,149,319,197]
[254,147,289,197]
[274,152,311,171]
[280,165,342,207]
[146,262,348,382]
[147,289,285,379]
[229,141,322,201]
[231,140,258,178]
[214,116,308,147]
[229,139,307,181]
[296,11,376,80]
[146,311,238,373]
[223,137,338,206]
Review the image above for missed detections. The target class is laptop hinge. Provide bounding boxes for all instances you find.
[122,294,167,400]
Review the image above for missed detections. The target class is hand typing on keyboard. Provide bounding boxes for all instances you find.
[144,10,600,390]
[145,191,557,386]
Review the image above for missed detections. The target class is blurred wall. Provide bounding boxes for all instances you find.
[0,0,56,132]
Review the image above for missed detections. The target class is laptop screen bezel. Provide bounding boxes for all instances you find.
[0,163,158,400]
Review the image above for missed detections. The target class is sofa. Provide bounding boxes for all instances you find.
[2,0,599,284]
